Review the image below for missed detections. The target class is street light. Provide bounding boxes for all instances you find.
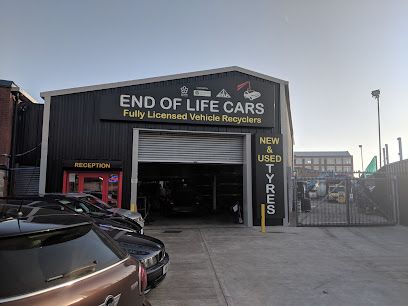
[371,89,382,168]
[359,144,364,172]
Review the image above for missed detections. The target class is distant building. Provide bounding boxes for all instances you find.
[294,151,353,176]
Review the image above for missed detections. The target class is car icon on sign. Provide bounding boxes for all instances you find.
[244,89,261,101]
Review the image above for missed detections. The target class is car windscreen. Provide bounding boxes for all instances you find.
[81,195,112,210]
[0,223,127,300]
[57,198,104,214]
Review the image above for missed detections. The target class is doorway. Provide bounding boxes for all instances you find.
[131,129,253,226]
[62,171,123,207]
[138,163,243,226]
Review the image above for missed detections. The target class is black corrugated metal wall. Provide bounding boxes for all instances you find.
[16,102,43,166]
[46,71,281,209]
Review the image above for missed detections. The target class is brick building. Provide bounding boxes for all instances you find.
[0,80,39,196]
[294,151,353,176]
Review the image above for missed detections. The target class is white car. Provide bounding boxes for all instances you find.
[244,89,261,101]
[309,190,318,199]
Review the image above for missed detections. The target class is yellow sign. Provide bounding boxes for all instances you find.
[74,162,111,169]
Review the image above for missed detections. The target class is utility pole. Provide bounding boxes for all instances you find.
[397,137,403,161]
[359,144,364,171]
[382,147,386,166]
[371,90,382,168]
[385,144,389,165]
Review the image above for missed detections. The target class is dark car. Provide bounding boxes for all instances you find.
[2,197,169,291]
[97,222,170,291]
[0,203,150,306]
[43,194,144,234]
[165,180,206,215]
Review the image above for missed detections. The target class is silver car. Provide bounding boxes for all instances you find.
[62,193,145,229]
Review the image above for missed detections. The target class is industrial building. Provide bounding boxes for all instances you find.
[10,67,295,226]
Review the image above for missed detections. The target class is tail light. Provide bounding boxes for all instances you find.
[139,264,148,293]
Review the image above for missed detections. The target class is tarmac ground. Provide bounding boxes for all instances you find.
[145,225,408,306]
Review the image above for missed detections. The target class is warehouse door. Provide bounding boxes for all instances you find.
[138,131,244,164]
[133,129,251,226]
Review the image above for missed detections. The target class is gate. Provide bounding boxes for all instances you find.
[294,173,397,226]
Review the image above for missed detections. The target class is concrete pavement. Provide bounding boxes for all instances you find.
[145,225,408,306]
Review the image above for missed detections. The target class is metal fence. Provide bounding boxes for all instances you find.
[294,173,397,226]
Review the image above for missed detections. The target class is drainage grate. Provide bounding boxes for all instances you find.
[162,230,182,233]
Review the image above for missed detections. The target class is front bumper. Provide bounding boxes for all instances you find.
[146,253,170,290]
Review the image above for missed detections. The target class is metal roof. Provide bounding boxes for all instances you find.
[40,66,288,98]
[294,151,352,157]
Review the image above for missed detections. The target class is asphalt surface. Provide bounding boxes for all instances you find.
[145,225,408,306]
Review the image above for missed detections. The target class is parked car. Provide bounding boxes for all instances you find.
[164,180,206,215]
[89,191,118,207]
[308,189,318,199]
[97,222,169,292]
[2,197,169,291]
[328,185,346,203]
[0,203,150,306]
[43,193,144,233]
[56,193,145,228]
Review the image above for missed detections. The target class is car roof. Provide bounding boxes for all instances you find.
[0,206,91,238]
[45,193,90,198]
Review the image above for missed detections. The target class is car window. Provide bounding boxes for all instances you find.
[0,224,127,299]
[57,199,87,213]
[82,196,112,210]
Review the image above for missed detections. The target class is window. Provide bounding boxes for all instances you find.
[305,158,312,164]
[336,158,342,165]
[0,223,126,299]
[327,158,335,164]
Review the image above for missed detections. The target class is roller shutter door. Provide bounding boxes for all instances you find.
[14,167,40,196]
[138,131,244,164]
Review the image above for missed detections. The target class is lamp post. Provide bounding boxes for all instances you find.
[371,89,382,168]
[359,144,364,172]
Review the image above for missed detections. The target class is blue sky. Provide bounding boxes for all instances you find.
[1,0,407,170]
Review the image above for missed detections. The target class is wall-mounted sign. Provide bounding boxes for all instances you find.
[99,73,277,127]
[255,133,284,222]
[62,160,122,170]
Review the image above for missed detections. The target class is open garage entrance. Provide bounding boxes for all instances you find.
[138,163,243,225]
[132,129,253,226]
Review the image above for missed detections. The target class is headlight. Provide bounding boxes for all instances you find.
[141,256,158,268]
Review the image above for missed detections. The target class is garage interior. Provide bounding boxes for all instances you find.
[133,129,250,226]
[137,163,243,226]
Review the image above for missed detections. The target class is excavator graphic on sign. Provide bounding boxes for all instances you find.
[236,81,261,101]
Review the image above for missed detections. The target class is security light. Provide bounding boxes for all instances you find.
[371,90,380,98]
